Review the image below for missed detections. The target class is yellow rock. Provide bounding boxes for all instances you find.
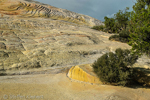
[67,64,102,84]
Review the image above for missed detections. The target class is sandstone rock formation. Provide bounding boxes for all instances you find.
[0,0,150,100]
[0,0,149,76]
[0,0,103,26]
[1,72,150,100]
[67,64,102,84]
[0,0,129,75]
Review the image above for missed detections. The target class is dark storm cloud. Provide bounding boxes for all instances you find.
[35,0,136,21]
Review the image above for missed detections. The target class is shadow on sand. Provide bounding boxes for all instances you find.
[126,67,150,89]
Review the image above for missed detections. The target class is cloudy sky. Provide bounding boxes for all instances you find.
[35,0,137,21]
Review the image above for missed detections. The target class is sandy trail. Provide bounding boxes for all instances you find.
[0,72,150,100]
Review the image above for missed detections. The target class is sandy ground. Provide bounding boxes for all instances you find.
[1,71,150,100]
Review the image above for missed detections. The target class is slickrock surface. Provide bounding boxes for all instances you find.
[0,0,103,26]
[1,72,150,100]
[0,0,150,100]
[0,0,133,75]
[67,64,102,84]
[0,0,150,75]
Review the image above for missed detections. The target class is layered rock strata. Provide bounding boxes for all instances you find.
[0,0,103,26]
[67,64,102,84]
[0,0,149,76]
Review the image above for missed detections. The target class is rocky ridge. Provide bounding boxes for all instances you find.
[0,0,103,26]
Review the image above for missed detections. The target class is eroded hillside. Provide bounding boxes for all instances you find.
[1,0,150,100]
[0,0,103,26]
[0,0,149,76]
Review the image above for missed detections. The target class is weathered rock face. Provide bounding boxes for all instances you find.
[67,64,102,84]
[0,0,103,26]
[0,0,149,75]
[0,16,131,75]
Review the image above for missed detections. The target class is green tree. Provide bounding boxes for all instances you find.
[103,7,130,33]
[104,16,116,33]
[128,0,150,56]
[114,7,130,30]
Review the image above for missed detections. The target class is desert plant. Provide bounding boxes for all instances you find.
[109,29,130,43]
[103,7,130,33]
[91,25,105,31]
[128,0,150,56]
[92,48,138,86]
[104,16,116,33]
[109,34,120,41]
[114,7,130,30]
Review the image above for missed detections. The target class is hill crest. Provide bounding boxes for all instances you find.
[0,0,103,26]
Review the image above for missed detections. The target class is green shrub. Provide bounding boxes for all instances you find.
[109,29,130,43]
[109,35,120,41]
[91,25,105,31]
[119,29,130,39]
[92,48,138,86]
[104,17,116,33]
[109,35,129,43]
[103,7,130,33]
[103,27,110,33]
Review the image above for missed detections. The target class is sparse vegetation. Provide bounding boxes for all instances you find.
[91,25,105,31]
[93,0,150,56]
[92,7,130,33]
[92,7,131,42]
[109,29,130,43]
[91,0,150,87]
